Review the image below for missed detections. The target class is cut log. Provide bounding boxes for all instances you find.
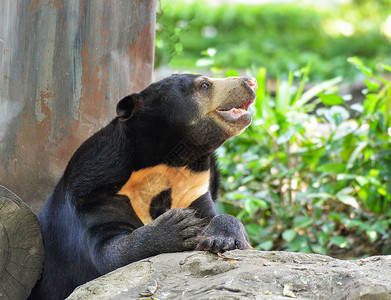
[0,186,44,300]
[68,250,391,300]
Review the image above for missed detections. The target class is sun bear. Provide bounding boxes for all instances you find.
[28,74,257,300]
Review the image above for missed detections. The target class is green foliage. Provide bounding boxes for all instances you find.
[217,58,391,258]
[156,0,391,80]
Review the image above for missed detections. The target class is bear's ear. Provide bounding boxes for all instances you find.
[116,94,141,120]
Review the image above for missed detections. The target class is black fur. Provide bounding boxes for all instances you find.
[29,74,251,300]
[150,188,172,219]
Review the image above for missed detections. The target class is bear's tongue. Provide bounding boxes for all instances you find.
[237,100,253,111]
[222,100,252,113]
[216,100,253,123]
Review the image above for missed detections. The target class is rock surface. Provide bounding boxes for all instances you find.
[67,250,391,300]
[0,185,44,300]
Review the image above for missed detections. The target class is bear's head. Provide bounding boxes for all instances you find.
[116,74,257,163]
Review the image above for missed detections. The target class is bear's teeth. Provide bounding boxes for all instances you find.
[231,108,246,115]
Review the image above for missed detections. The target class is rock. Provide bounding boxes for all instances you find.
[0,185,44,300]
[67,250,391,300]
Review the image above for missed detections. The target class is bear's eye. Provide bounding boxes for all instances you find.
[200,81,210,90]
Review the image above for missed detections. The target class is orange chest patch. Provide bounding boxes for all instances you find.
[118,164,210,225]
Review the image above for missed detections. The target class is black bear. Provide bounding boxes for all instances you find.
[29,74,257,300]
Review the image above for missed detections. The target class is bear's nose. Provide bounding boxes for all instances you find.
[244,77,258,91]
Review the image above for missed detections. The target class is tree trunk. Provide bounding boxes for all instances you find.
[0,0,157,213]
[0,186,44,300]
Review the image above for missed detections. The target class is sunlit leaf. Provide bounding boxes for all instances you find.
[297,76,343,107]
[369,169,380,177]
[330,236,349,248]
[347,56,373,77]
[282,229,297,242]
[346,141,368,170]
[250,197,270,209]
[366,230,378,242]
[337,187,355,195]
[382,63,391,73]
[336,194,359,209]
[225,69,240,77]
[317,163,346,173]
[319,93,344,105]
[364,79,380,92]
[321,223,334,234]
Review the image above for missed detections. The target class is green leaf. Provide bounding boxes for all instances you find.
[244,199,257,215]
[343,219,365,228]
[385,82,391,127]
[336,194,359,209]
[369,169,380,177]
[346,141,368,170]
[286,235,310,252]
[382,63,391,73]
[224,192,246,200]
[250,198,270,209]
[317,163,346,174]
[293,61,311,104]
[347,56,373,77]
[366,230,378,242]
[321,223,334,234]
[355,176,369,186]
[296,76,342,108]
[246,223,261,237]
[225,69,240,77]
[373,220,388,235]
[377,186,387,196]
[294,216,314,228]
[257,240,273,251]
[364,79,381,92]
[311,243,327,255]
[318,232,328,246]
[282,229,297,242]
[175,42,183,54]
[319,93,344,105]
[329,236,349,248]
[328,212,342,221]
[256,67,267,103]
[337,187,355,195]
[336,174,356,181]
[275,81,291,113]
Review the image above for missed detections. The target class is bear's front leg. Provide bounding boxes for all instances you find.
[89,208,204,274]
[197,214,252,253]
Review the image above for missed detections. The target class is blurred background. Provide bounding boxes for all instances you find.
[155,0,391,258]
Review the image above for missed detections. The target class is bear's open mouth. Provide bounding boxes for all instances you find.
[215,99,254,124]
